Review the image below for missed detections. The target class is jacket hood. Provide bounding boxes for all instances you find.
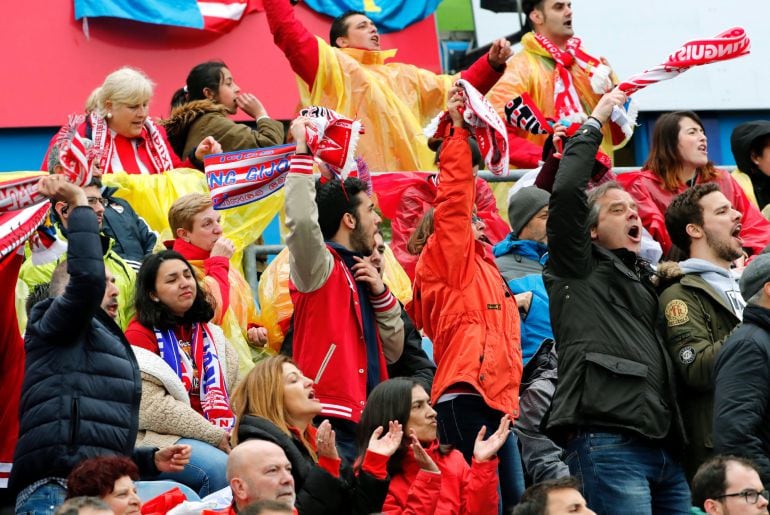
[493,234,548,262]
[678,257,733,278]
[161,99,230,157]
[731,121,770,176]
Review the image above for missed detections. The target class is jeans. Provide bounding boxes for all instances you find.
[15,480,67,515]
[564,431,691,515]
[150,438,228,497]
[435,395,525,513]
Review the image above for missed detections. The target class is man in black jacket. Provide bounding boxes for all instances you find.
[714,253,770,486]
[10,175,188,514]
[544,89,689,514]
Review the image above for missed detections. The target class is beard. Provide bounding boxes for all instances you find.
[349,217,373,256]
[704,227,743,263]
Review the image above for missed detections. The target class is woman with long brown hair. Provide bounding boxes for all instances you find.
[619,111,770,257]
[231,355,402,515]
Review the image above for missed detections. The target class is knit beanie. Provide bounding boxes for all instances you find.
[740,253,770,301]
[507,186,550,238]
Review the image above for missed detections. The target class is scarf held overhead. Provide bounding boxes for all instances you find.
[300,105,363,178]
[612,27,750,137]
[424,79,509,175]
[205,144,295,210]
[154,323,235,429]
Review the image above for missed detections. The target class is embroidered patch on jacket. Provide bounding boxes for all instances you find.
[679,345,696,365]
[487,303,501,310]
[664,299,689,326]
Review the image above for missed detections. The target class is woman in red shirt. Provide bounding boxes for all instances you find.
[355,378,510,515]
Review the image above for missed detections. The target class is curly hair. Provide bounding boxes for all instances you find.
[66,456,139,499]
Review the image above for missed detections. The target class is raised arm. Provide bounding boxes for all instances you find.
[263,0,320,86]
[431,89,477,288]
[547,89,626,278]
[458,38,511,95]
[31,176,104,343]
[285,117,333,293]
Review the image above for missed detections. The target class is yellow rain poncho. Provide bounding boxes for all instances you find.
[486,32,621,165]
[300,39,459,172]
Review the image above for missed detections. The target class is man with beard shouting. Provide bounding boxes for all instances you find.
[657,183,746,481]
[284,116,404,463]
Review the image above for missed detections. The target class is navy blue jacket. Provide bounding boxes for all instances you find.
[10,207,143,494]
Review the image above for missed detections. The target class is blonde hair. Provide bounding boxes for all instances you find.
[91,67,154,117]
[230,355,317,461]
[168,193,213,234]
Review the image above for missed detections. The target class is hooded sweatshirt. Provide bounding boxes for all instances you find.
[678,258,745,318]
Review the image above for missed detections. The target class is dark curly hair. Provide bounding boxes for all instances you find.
[66,455,139,499]
[134,250,215,329]
[315,177,368,241]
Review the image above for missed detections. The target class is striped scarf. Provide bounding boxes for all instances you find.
[155,323,234,429]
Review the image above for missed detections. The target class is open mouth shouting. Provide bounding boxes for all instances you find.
[732,223,743,244]
[627,223,642,243]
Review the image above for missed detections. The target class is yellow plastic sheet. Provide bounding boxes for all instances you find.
[301,37,460,172]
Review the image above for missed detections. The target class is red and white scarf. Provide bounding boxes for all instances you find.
[505,91,613,168]
[300,106,363,178]
[155,323,235,429]
[424,79,509,175]
[205,144,295,210]
[613,27,750,136]
[90,112,175,174]
[533,33,613,124]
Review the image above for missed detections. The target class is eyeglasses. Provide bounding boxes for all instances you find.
[87,197,109,208]
[716,489,769,504]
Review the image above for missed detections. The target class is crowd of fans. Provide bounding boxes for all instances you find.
[6,0,770,514]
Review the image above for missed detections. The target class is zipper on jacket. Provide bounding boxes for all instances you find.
[70,395,80,445]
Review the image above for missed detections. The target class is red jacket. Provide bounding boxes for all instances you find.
[618,169,770,256]
[374,173,510,281]
[407,128,522,416]
[290,246,392,423]
[383,441,499,515]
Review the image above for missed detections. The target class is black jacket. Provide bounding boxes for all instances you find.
[543,124,683,442]
[237,415,388,515]
[713,304,770,485]
[9,207,143,495]
[101,186,157,270]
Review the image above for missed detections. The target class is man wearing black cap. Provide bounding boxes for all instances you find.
[731,121,770,217]
[714,253,770,486]
[494,186,551,365]
[495,186,567,484]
